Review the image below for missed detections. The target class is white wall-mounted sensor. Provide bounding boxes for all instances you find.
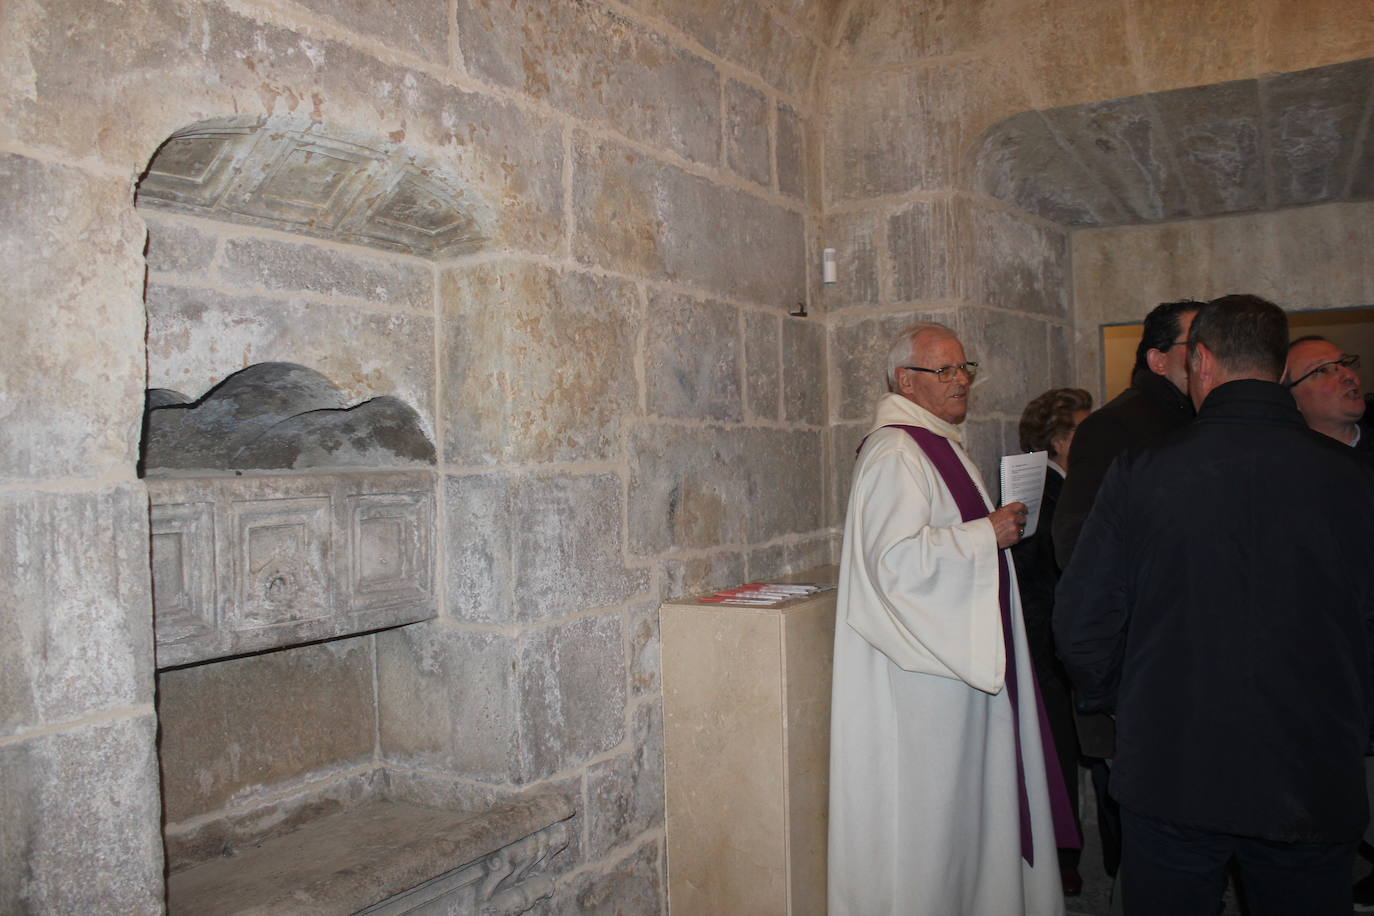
[822,248,837,284]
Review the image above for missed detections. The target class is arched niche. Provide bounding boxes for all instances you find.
[137,114,494,258]
[973,57,1374,227]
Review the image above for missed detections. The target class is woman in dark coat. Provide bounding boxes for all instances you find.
[1010,387,1093,896]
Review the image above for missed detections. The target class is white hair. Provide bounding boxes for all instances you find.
[886,322,957,390]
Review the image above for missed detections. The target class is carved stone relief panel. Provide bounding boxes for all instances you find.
[137,117,489,258]
[148,471,436,668]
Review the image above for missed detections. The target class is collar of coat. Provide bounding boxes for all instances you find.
[868,391,965,444]
[1197,377,1307,428]
[1129,366,1196,419]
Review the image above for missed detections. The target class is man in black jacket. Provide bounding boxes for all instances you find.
[1055,294,1374,916]
[1051,299,1201,877]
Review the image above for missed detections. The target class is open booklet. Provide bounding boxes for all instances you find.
[999,451,1048,538]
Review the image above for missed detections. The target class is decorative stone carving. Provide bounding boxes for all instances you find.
[143,363,436,472]
[137,116,490,258]
[149,472,436,669]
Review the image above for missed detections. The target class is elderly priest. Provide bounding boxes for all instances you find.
[828,322,1077,916]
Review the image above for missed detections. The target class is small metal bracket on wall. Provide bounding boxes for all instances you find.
[790,301,808,317]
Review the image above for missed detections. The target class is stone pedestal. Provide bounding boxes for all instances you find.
[661,574,836,916]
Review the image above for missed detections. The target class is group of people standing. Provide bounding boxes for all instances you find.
[828,295,1374,915]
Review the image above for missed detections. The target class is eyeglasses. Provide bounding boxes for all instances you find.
[899,362,979,383]
[1160,338,1190,351]
[1285,354,1361,388]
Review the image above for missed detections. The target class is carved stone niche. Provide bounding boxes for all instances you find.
[144,363,438,668]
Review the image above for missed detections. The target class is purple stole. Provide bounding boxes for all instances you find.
[863,424,1081,864]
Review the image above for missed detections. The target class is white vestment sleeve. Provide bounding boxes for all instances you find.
[843,437,1007,694]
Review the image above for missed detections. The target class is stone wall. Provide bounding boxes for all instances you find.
[3,0,834,911]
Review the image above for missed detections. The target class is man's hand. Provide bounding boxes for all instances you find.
[989,502,1028,549]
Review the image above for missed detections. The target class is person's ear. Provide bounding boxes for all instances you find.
[1145,347,1169,376]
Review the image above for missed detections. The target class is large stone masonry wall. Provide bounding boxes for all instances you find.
[818,0,1374,519]
[3,0,833,911]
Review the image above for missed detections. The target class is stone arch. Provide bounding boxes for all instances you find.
[972,57,1374,228]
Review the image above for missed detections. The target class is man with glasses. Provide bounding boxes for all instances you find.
[1285,335,1374,911]
[829,322,1077,916]
[1284,336,1371,456]
[1055,295,1374,915]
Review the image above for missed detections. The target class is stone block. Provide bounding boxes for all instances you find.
[830,310,955,422]
[157,636,377,822]
[291,0,449,64]
[972,111,1126,226]
[441,261,640,466]
[960,418,1004,497]
[1129,0,1259,92]
[628,601,662,700]
[219,236,433,311]
[628,425,750,554]
[820,209,881,310]
[1265,0,1374,77]
[833,0,998,64]
[1014,0,1137,109]
[550,838,663,916]
[747,536,834,582]
[644,292,743,422]
[0,154,146,481]
[0,486,152,736]
[828,421,869,529]
[0,715,163,913]
[969,202,1069,317]
[958,308,1050,418]
[143,213,220,275]
[1049,323,1075,390]
[823,58,1028,205]
[517,613,627,782]
[777,102,806,201]
[661,551,748,601]
[1264,59,1374,208]
[511,473,651,622]
[445,473,513,624]
[744,310,781,420]
[623,0,815,98]
[145,284,436,432]
[742,428,824,542]
[376,621,518,782]
[573,136,806,306]
[457,0,720,165]
[1044,95,1191,223]
[888,198,964,304]
[586,701,665,860]
[782,318,826,425]
[726,79,771,188]
[1152,78,1265,217]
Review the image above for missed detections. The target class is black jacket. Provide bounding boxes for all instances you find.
[1053,368,1195,569]
[1011,468,1067,689]
[1054,380,1374,842]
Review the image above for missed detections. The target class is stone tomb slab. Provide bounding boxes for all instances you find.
[167,791,574,915]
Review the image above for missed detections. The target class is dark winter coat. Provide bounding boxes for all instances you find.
[1054,379,1374,843]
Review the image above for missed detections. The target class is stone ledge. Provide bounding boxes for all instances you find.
[167,792,574,916]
